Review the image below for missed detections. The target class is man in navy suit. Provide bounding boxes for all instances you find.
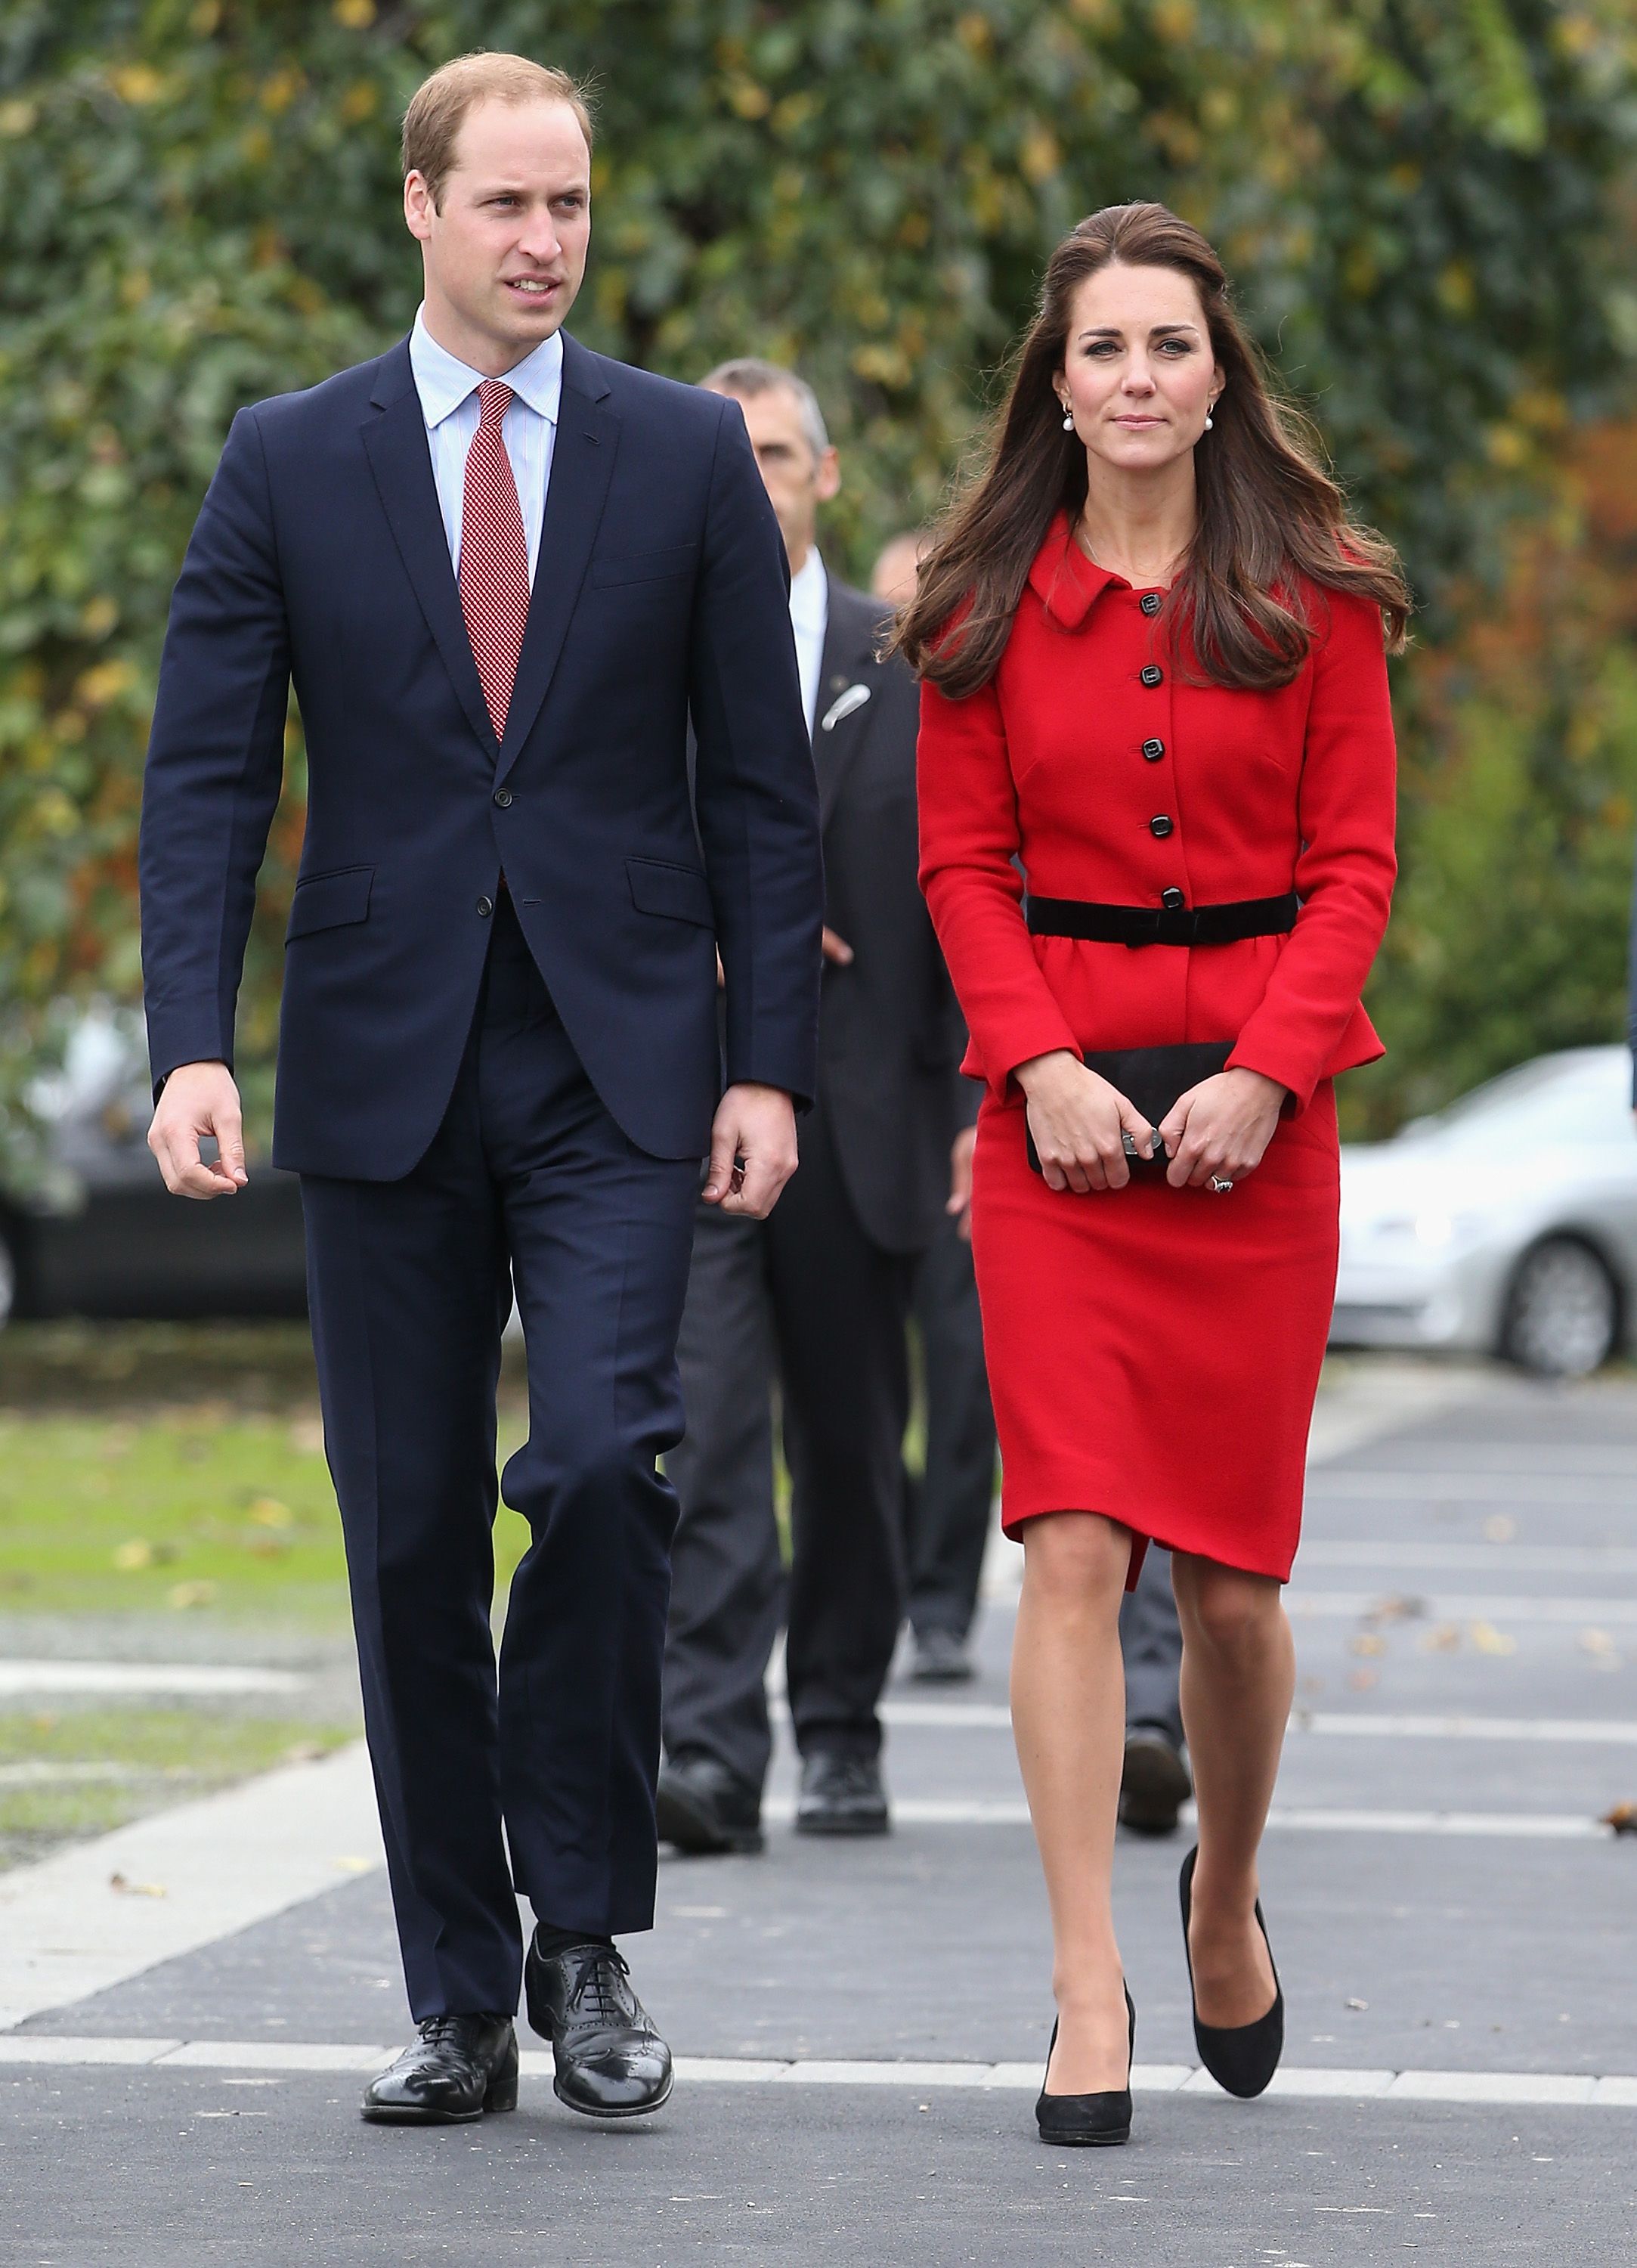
[138,53,822,2127]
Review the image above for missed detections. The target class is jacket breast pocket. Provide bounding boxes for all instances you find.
[626,856,713,928]
[589,544,698,590]
[286,864,373,943]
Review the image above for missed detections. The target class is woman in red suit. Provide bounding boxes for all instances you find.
[900,203,1406,2146]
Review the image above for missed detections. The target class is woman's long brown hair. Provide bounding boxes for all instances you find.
[894,203,1410,697]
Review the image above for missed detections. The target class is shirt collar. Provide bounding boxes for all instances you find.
[788,545,827,634]
[410,306,565,430]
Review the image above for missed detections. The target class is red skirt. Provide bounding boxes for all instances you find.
[970,1082,1340,1582]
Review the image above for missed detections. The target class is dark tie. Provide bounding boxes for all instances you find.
[459,379,529,739]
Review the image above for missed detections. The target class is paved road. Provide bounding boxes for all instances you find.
[5,1360,1637,2263]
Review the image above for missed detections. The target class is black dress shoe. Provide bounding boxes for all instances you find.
[910,1626,976,1684]
[795,1749,890,1836]
[1035,1987,1136,2147]
[361,2013,517,2124]
[525,1935,673,2119]
[1119,1727,1192,1836]
[657,1753,765,1855]
[1179,1845,1284,2098]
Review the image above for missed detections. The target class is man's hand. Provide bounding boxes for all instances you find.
[1159,1067,1286,1188]
[1015,1049,1155,1193]
[147,1060,249,1199]
[703,1082,800,1218]
[821,928,854,967]
[947,1125,976,1241]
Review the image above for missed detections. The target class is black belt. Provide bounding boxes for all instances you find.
[1025,892,1299,947]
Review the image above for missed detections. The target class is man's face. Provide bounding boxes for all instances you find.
[710,384,840,572]
[405,98,591,372]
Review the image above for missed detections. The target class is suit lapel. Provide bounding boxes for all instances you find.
[813,579,880,830]
[361,340,497,761]
[495,333,619,786]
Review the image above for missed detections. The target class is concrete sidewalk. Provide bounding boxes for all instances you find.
[5,1359,1637,2263]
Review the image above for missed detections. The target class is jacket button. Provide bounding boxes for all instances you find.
[1140,592,1162,616]
[1140,665,1164,687]
[1141,737,1165,761]
[1161,887,1186,912]
[1150,815,1174,838]
[493,789,512,808]
[476,895,494,919]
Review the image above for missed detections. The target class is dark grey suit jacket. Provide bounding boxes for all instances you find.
[812,575,973,1256]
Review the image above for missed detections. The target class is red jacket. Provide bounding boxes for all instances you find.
[916,516,1397,1114]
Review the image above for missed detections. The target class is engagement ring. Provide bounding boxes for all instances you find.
[1208,1175,1234,1195]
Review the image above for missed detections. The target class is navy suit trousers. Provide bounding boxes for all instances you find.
[302,897,699,2019]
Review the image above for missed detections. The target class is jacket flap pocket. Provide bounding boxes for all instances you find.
[286,865,374,942]
[590,544,698,590]
[626,856,713,928]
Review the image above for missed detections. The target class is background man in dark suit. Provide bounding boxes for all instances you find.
[139,57,821,2126]
[871,531,998,1686]
[658,363,969,1851]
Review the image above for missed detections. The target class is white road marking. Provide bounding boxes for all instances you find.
[1301,1541,1637,1576]
[752,1798,1617,1839]
[1306,1472,1637,1504]
[885,1700,1637,1743]
[0,1743,382,2032]
[0,2037,1632,2110]
[1286,1591,1637,1624]
[0,1662,304,1698]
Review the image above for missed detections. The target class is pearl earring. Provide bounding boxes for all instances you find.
[1062,408,1075,430]
[1204,410,1215,430]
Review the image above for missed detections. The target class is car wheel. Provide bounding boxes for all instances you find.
[1501,1236,1620,1377]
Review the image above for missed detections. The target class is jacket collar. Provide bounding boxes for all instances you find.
[1026,510,1127,630]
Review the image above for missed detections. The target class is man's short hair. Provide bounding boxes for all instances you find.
[403,53,595,210]
[700,358,831,462]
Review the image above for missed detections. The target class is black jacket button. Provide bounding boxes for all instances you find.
[1141,737,1165,761]
[1140,592,1162,616]
[1150,815,1174,838]
[494,789,512,808]
[476,896,494,919]
[1140,665,1164,687]
[1161,887,1186,911]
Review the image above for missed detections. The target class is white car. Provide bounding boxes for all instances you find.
[1332,1046,1637,1377]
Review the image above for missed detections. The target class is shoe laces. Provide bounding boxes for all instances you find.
[566,1946,633,2027]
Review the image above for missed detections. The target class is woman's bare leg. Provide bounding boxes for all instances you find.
[1170,1553,1292,2026]
[1011,1510,1132,2091]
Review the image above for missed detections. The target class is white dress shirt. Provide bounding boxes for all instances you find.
[788,546,829,739]
[408,306,563,589]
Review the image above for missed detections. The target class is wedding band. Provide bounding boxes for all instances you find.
[1208,1175,1234,1195]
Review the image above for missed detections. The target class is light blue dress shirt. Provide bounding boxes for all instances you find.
[408,306,562,589]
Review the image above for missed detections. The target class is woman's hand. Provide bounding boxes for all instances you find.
[1015,1050,1156,1193]
[1159,1067,1287,1190]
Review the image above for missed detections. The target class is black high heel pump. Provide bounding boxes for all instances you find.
[1179,1845,1284,2099]
[1034,1985,1136,2147]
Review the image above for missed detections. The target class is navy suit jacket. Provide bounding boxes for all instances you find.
[138,333,823,1176]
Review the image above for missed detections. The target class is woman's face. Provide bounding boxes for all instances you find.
[1055,262,1223,472]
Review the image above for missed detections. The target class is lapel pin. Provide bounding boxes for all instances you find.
[820,683,871,733]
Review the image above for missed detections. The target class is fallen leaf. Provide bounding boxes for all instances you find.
[1483,1514,1518,1543]
[1349,1633,1388,1656]
[1601,1802,1637,1836]
[1367,1593,1428,1623]
[167,1579,218,1610]
[1468,1621,1517,1656]
[245,1535,292,1560]
[1578,1628,1617,1656]
[109,1873,166,1898]
[1419,1623,1462,1653]
[113,1539,153,1572]
[331,1854,373,1873]
[1346,1668,1379,1691]
[247,1497,292,1528]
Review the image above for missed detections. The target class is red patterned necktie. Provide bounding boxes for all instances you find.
[459,379,529,739]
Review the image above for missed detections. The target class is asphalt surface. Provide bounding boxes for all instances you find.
[6,1362,1637,2264]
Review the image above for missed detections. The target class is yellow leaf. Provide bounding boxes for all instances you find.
[113,1538,154,1571]
[249,1497,293,1527]
[168,1580,218,1610]
[1469,1620,1517,1656]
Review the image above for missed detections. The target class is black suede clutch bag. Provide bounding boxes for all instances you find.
[1024,1041,1234,1176]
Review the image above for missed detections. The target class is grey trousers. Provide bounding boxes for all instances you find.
[1120,1544,1184,1746]
[903,1215,997,1641]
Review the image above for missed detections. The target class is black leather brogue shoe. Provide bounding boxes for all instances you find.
[795,1749,890,1836]
[525,1936,673,2119]
[361,2013,518,2124]
[657,1753,765,1855]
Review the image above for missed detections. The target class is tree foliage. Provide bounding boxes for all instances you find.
[2,0,1635,1165]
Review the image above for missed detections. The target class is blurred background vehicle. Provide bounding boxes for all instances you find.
[1331,1046,1637,1377]
[0,1009,305,1329]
